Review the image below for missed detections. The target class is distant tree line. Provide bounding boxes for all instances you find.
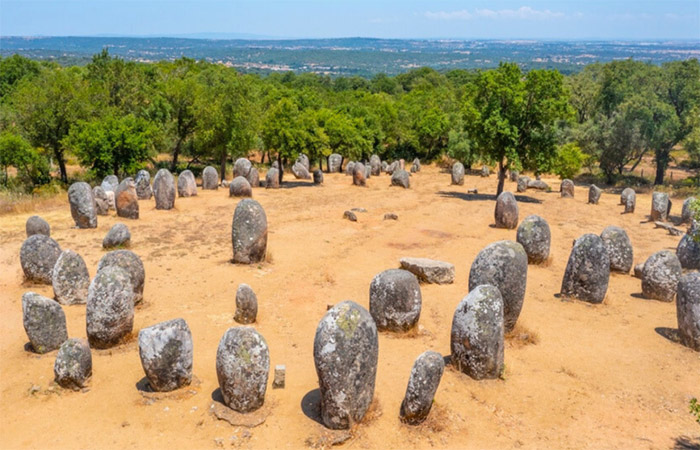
[1,50,698,195]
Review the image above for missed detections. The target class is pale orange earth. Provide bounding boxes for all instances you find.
[0,165,698,450]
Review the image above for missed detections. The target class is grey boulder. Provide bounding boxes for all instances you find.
[517,176,530,193]
[26,215,50,237]
[494,191,519,229]
[103,223,131,249]
[399,257,455,284]
[232,199,268,264]
[561,234,610,304]
[153,169,176,210]
[370,155,381,176]
[391,169,410,189]
[229,176,252,198]
[352,162,366,187]
[246,167,260,188]
[20,234,62,284]
[233,158,252,178]
[650,192,669,221]
[265,168,280,189]
[202,166,219,190]
[621,188,636,213]
[676,272,700,351]
[588,185,602,204]
[600,226,633,273]
[97,250,145,304]
[328,153,343,173]
[560,179,574,198]
[234,283,258,324]
[115,178,139,219]
[101,175,119,192]
[642,250,681,302]
[292,162,311,180]
[92,186,110,215]
[516,215,551,264]
[177,170,197,197]
[399,351,444,425]
[54,338,92,390]
[369,269,422,332]
[313,169,324,185]
[52,249,90,305]
[22,292,68,353]
[677,227,700,271]
[86,266,135,348]
[681,197,696,224]
[451,162,465,185]
[138,318,193,392]
[135,170,153,199]
[68,182,97,228]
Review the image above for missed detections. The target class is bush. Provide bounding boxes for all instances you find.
[552,143,585,180]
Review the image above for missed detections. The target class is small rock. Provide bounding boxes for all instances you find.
[528,179,549,190]
[383,213,398,220]
[399,257,455,284]
[202,166,220,190]
[621,188,636,213]
[313,170,324,185]
[20,234,62,284]
[451,162,465,185]
[633,263,645,279]
[600,226,633,273]
[68,182,98,228]
[369,269,422,332]
[517,176,530,193]
[650,192,669,221]
[265,168,280,189]
[588,185,602,204]
[642,250,682,302]
[25,215,50,237]
[52,249,90,305]
[391,169,410,189]
[177,170,198,197]
[561,234,610,304]
[135,170,153,199]
[273,365,285,389]
[92,186,110,215]
[86,266,135,349]
[54,338,92,390]
[399,351,444,425]
[560,179,574,198]
[352,163,366,187]
[229,176,253,197]
[153,169,176,210]
[494,191,519,229]
[115,178,139,220]
[22,292,68,353]
[516,215,551,264]
[232,199,268,264]
[234,284,258,324]
[138,318,193,392]
[681,197,696,224]
[480,166,489,177]
[103,223,131,249]
[676,272,700,351]
[96,250,145,304]
[343,211,357,222]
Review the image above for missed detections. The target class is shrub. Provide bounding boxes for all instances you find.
[552,143,585,180]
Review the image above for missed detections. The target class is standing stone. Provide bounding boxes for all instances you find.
[216,327,270,413]
[600,226,634,273]
[92,186,110,215]
[52,250,90,305]
[232,199,268,264]
[246,167,260,187]
[54,338,92,390]
[451,285,504,380]
[234,284,258,324]
[177,170,197,197]
[681,197,696,224]
[391,169,410,189]
[381,161,389,172]
[399,159,406,170]
[345,161,356,176]
[328,154,343,173]
[516,215,551,264]
[411,159,420,173]
[370,155,381,176]
[138,318,193,392]
[676,272,700,351]
[517,176,530,193]
[509,170,519,182]
[677,225,700,271]
[651,192,669,221]
[292,162,311,179]
[642,250,682,302]
[399,257,455,284]
[97,250,145,304]
[468,241,527,332]
[20,234,61,284]
[399,351,444,425]
[202,166,219,190]
[494,191,519,229]
[386,161,398,175]
[103,223,131,249]
[528,179,549,190]
[106,190,116,211]
[588,185,602,204]
[561,234,610,304]
[296,154,310,172]
[22,292,68,354]
[68,182,97,228]
[481,166,489,177]
[365,164,371,180]
[621,188,636,213]
[451,162,465,186]
[560,179,575,198]
[369,269,422,332]
[229,176,252,198]
[271,160,279,170]
[352,162,366,187]
[115,178,139,219]
[314,301,378,430]
[153,169,176,210]
[265,168,280,189]
[135,170,153,200]
[101,175,119,193]
[26,215,50,237]
[233,158,252,178]
[86,266,135,349]
[313,169,324,185]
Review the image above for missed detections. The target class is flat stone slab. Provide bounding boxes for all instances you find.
[210,401,271,428]
[399,257,455,284]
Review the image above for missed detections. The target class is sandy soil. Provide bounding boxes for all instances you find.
[0,166,698,450]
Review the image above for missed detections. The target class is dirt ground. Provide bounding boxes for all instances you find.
[0,165,698,450]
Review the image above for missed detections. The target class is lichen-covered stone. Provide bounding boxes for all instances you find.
[650,191,669,221]
[588,185,602,204]
[20,234,62,284]
[216,327,270,413]
[296,154,310,172]
[52,249,90,305]
[516,215,551,264]
[86,266,135,349]
[676,272,700,351]
[677,226,700,271]
[313,169,324,185]
[517,176,530,193]
[621,188,636,213]
[313,301,378,430]
[386,161,398,175]
[528,179,549,190]
[177,170,197,197]
[135,170,153,199]
[494,191,519,229]
[115,178,139,219]
[22,292,68,353]
[54,338,92,390]
[480,166,489,177]
[233,158,252,178]
[391,169,410,189]
[369,269,422,332]
[642,250,682,302]
[345,161,356,176]
[634,263,645,279]
[561,179,574,198]
[399,257,455,284]
[202,166,219,190]
[681,197,696,224]
[265,168,280,189]
[451,162,465,185]
[561,234,610,304]
[103,223,131,249]
[451,285,504,380]
[229,176,252,197]
[509,170,519,182]
[352,163,366,187]
[101,175,119,192]
[246,167,260,187]
[600,226,633,273]
[468,240,527,332]
[138,318,193,392]
[328,153,343,173]
[232,199,267,264]
[68,182,97,228]
[234,283,258,324]
[400,350,444,425]
[96,250,145,304]
[411,158,420,173]
[153,169,176,210]
[370,155,381,176]
[292,162,311,180]
[26,215,50,237]
[92,186,110,215]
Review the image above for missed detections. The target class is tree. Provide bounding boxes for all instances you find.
[0,131,50,186]
[0,55,41,99]
[160,59,200,170]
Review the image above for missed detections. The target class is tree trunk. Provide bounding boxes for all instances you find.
[260,151,266,165]
[171,139,182,171]
[654,148,670,186]
[219,152,227,182]
[277,154,283,185]
[654,161,665,185]
[55,148,67,183]
[319,157,323,172]
[496,159,506,196]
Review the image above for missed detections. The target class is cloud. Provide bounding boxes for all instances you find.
[424,6,565,21]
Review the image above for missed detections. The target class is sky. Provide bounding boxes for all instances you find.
[1,0,699,40]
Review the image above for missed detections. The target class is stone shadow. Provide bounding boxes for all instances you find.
[301,388,324,425]
[437,191,543,204]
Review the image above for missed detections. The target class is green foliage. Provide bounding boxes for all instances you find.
[552,143,585,180]
[0,55,41,99]
[690,398,700,424]
[0,131,50,186]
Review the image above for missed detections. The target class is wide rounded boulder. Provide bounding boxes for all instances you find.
[138,318,193,392]
[229,176,252,197]
[22,292,68,354]
[399,350,444,425]
[676,272,700,351]
[115,178,139,219]
[20,234,62,284]
[516,215,551,264]
[96,250,145,304]
[52,249,90,305]
[86,266,135,348]
[369,269,422,332]
[202,166,219,190]
[26,215,50,237]
[560,234,610,304]
[642,250,681,302]
[177,170,197,197]
[153,168,176,210]
[103,223,131,249]
[68,182,97,228]
[600,226,633,273]
[391,169,410,189]
[54,338,92,390]
[292,162,311,180]
[296,154,310,172]
[494,191,519,229]
[232,199,268,264]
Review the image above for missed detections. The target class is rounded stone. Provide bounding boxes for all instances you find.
[676,272,700,351]
[517,176,530,193]
[509,170,519,182]
[650,192,669,221]
[115,178,139,219]
[642,250,682,302]
[92,186,110,215]
[234,283,258,324]
[230,176,253,198]
[561,234,610,304]
[369,269,422,332]
[96,250,145,304]
[345,161,356,176]
[313,170,324,185]
[177,170,197,197]
[20,234,62,284]
[22,292,68,354]
[153,169,176,210]
[202,166,219,190]
[386,161,398,175]
[450,285,504,380]
[600,226,633,273]
[352,163,366,187]
[468,240,527,332]
[232,199,268,264]
[313,301,378,430]
[681,197,696,224]
[138,318,193,392]
[52,249,90,305]
[86,266,135,349]
[494,191,519,229]
[621,188,636,213]
[296,154,310,172]
[480,166,490,177]
[101,175,119,192]
[516,215,551,264]
[381,161,389,172]
[54,338,92,390]
[68,182,97,228]
[391,169,410,189]
[103,223,131,249]
[560,179,574,198]
[451,162,465,185]
[588,185,602,204]
[328,153,343,173]
[216,327,270,413]
[233,158,252,178]
[677,228,700,271]
[135,169,153,199]
[26,215,50,237]
[246,167,260,187]
[292,162,311,180]
[370,155,381,176]
[399,351,444,425]
[265,168,280,189]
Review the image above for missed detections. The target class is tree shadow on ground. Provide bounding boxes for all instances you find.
[673,436,700,450]
[655,327,681,344]
[301,388,324,425]
[437,191,543,204]
[280,181,317,189]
